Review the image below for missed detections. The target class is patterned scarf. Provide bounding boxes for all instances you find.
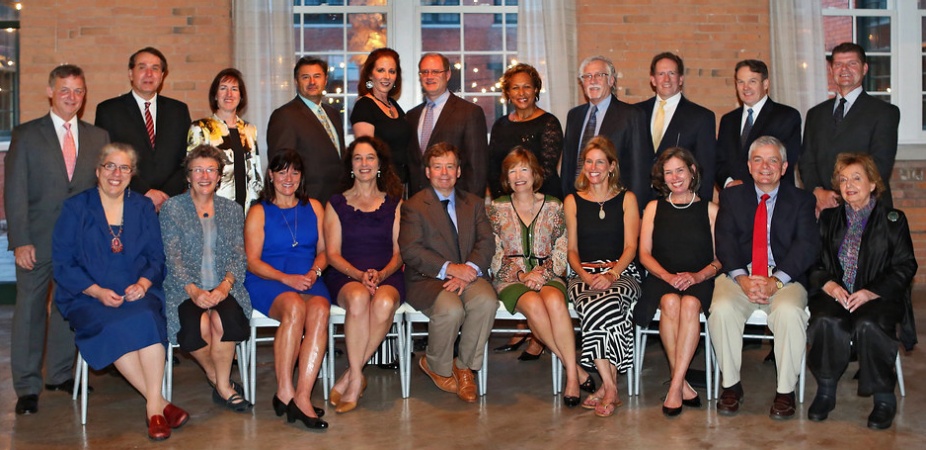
[837,198,876,292]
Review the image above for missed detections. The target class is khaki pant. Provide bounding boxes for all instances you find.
[422,278,497,376]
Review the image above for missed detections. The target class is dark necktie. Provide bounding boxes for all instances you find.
[144,101,156,149]
[740,107,754,148]
[752,193,770,277]
[833,97,847,126]
[441,199,460,260]
[577,104,598,178]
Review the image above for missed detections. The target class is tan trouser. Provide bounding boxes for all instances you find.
[422,278,497,376]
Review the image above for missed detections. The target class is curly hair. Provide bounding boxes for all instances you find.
[340,135,404,198]
[500,63,542,103]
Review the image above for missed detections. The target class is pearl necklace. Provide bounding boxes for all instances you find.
[667,192,695,209]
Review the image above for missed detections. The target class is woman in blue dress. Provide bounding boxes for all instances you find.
[323,136,404,414]
[244,149,331,430]
[53,143,188,441]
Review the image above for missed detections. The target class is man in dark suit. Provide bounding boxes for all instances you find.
[708,136,820,421]
[399,143,496,403]
[716,59,802,188]
[406,52,488,197]
[267,56,345,204]
[95,47,191,211]
[800,42,900,212]
[561,55,649,209]
[636,52,716,201]
[4,65,110,415]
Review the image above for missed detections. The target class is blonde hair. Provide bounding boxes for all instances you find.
[574,136,623,193]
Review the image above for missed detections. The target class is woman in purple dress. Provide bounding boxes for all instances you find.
[324,136,404,413]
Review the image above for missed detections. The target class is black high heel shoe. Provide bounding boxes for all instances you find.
[662,404,682,417]
[286,400,328,430]
[682,394,702,408]
[274,395,325,418]
[494,336,529,352]
[579,375,597,394]
[563,395,581,408]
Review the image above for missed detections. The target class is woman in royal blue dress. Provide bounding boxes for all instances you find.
[244,149,331,430]
[323,136,404,413]
[53,143,188,441]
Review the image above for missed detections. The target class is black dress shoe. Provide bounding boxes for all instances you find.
[274,395,324,418]
[807,394,836,422]
[494,336,528,352]
[662,404,682,417]
[563,395,580,408]
[682,394,702,408]
[717,388,743,416]
[46,379,92,393]
[579,375,597,394]
[769,392,796,420]
[867,402,896,430]
[286,400,328,430]
[518,348,543,361]
[376,362,400,371]
[15,395,38,415]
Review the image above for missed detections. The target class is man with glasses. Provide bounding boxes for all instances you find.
[5,65,110,415]
[800,42,900,212]
[561,55,648,208]
[406,53,488,197]
[95,47,191,212]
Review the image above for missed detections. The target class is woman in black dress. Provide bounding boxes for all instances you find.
[487,63,563,199]
[635,147,720,417]
[351,47,412,184]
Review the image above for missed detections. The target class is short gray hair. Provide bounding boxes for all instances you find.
[98,142,138,168]
[748,135,787,162]
[578,55,618,96]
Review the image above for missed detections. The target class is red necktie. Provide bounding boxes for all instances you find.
[62,123,77,180]
[144,101,156,149]
[752,193,770,277]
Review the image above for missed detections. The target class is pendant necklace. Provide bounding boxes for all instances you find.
[371,94,396,119]
[667,192,695,210]
[280,207,299,247]
[108,222,124,253]
[595,191,608,220]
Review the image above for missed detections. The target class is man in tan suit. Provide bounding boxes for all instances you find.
[399,142,496,403]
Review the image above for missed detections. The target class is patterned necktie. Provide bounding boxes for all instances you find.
[652,99,666,151]
[833,98,847,126]
[144,101,155,149]
[62,123,77,181]
[577,104,598,178]
[740,107,754,148]
[752,193,771,277]
[441,199,460,259]
[420,101,436,154]
[313,105,340,156]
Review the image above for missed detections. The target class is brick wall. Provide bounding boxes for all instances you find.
[892,161,926,285]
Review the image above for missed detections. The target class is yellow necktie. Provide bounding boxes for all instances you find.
[652,99,666,151]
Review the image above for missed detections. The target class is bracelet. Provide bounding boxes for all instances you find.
[709,263,720,277]
[222,277,234,287]
[313,267,323,278]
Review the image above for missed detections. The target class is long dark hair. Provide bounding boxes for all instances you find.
[258,149,310,205]
[340,136,403,198]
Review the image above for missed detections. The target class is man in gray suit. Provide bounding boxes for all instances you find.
[406,53,488,197]
[399,143,496,403]
[4,65,110,415]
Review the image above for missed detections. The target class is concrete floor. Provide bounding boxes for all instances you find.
[2,291,925,450]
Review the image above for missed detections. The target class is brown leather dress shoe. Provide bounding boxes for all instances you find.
[769,392,796,420]
[451,362,478,403]
[163,403,189,429]
[717,388,743,416]
[419,356,457,393]
[147,415,171,441]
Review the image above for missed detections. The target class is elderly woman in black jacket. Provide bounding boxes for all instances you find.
[806,153,917,430]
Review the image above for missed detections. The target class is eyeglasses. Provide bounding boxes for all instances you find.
[579,72,611,82]
[418,69,447,77]
[100,163,133,174]
[189,167,219,175]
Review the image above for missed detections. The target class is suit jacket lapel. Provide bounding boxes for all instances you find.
[121,93,152,151]
[39,115,69,180]
[429,93,458,148]
[597,95,620,137]
[424,188,461,262]
[661,96,686,152]
[453,190,471,258]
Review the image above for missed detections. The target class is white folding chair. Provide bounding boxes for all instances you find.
[164,342,248,402]
[327,305,407,397]
[72,351,170,425]
[633,310,713,400]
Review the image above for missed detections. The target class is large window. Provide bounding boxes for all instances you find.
[0,1,20,142]
[293,0,518,140]
[822,1,926,144]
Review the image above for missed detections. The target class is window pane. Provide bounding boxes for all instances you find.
[505,13,517,49]
[853,0,887,9]
[347,13,388,53]
[299,14,344,53]
[822,0,848,8]
[857,16,890,51]
[422,13,461,51]
[421,0,505,5]
[0,28,16,136]
[922,95,926,130]
[920,0,926,9]
[823,16,852,51]
[864,55,890,92]
[461,54,505,94]
[463,14,501,51]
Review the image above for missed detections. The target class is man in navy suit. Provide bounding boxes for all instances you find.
[708,136,820,420]
[636,52,716,201]
[716,60,802,188]
[406,53,488,197]
[5,65,110,415]
[560,55,648,209]
[96,47,191,211]
[801,42,900,212]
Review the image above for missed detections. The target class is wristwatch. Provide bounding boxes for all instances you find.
[771,276,784,290]
[314,267,323,278]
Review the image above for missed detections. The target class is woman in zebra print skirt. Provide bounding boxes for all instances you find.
[563,136,642,418]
